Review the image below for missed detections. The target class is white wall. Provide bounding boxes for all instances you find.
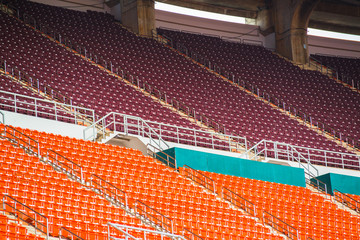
[155,10,273,49]
[1,110,87,139]
[308,35,360,58]
[30,0,110,13]
[156,10,360,57]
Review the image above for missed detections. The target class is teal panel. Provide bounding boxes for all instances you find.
[172,147,306,187]
[156,148,176,168]
[313,174,332,195]
[312,173,360,196]
[175,148,208,170]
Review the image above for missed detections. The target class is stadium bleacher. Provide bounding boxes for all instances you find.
[157,29,360,150]
[0,124,285,239]
[1,9,224,146]
[0,0,359,239]
[311,54,360,89]
[3,0,358,159]
[0,211,43,239]
[200,170,360,240]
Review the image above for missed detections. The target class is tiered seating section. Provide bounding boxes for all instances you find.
[0,124,282,239]
[0,74,75,122]
[201,170,360,240]
[158,29,360,148]
[349,194,360,202]
[7,0,358,160]
[311,54,360,88]
[0,131,160,239]
[0,10,200,130]
[0,213,43,239]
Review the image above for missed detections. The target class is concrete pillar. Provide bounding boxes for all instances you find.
[120,0,155,36]
[272,0,320,64]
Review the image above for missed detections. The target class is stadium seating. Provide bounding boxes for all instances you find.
[311,54,360,89]
[201,170,360,240]
[349,194,360,202]
[6,0,358,161]
[0,126,166,239]
[0,74,78,122]
[1,124,283,239]
[0,10,213,142]
[0,212,44,239]
[158,29,360,148]
[0,10,201,127]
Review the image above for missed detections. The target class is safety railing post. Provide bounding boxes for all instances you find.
[14,94,17,113]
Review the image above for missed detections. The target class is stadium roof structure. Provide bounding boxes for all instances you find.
[156,0,360,36]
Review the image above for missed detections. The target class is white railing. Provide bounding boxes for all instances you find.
[83,112,169,151]
[108,223,186,240]
[83,112,247,153]
[2,195,49,239]
[1,59,73,106]
[246,139,360,173]
[246,140,319,178]
[0,90,95,126]
[290,144,360,170]
[157,31,360,151]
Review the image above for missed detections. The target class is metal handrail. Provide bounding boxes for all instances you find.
[333,189,360,213]
[147,143,176,169]
[263,211,299,240]
[222,187,257,217]
[0,32,100,122]
[108,223,187,240]
[245,139,320,177]
[46,149,84,183]
[84,112,169,151]
[2,195,49,239]
[182,228,204,240]
[134,200,173,233]
[127,72,228,136]
[1,59,72,106]
[83,112,247,153]
[310,55,360,90]
[3,124,40,156]
[59,227,85,240]
[305,172,329,197]
[0,89,95,126]
[0,110,4,124]
[182,165,216,193]
[1,2,19,18]
[15,10,229,137]
[290,147,319,178]
[90,174,128,209]
[246,139,360,171]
